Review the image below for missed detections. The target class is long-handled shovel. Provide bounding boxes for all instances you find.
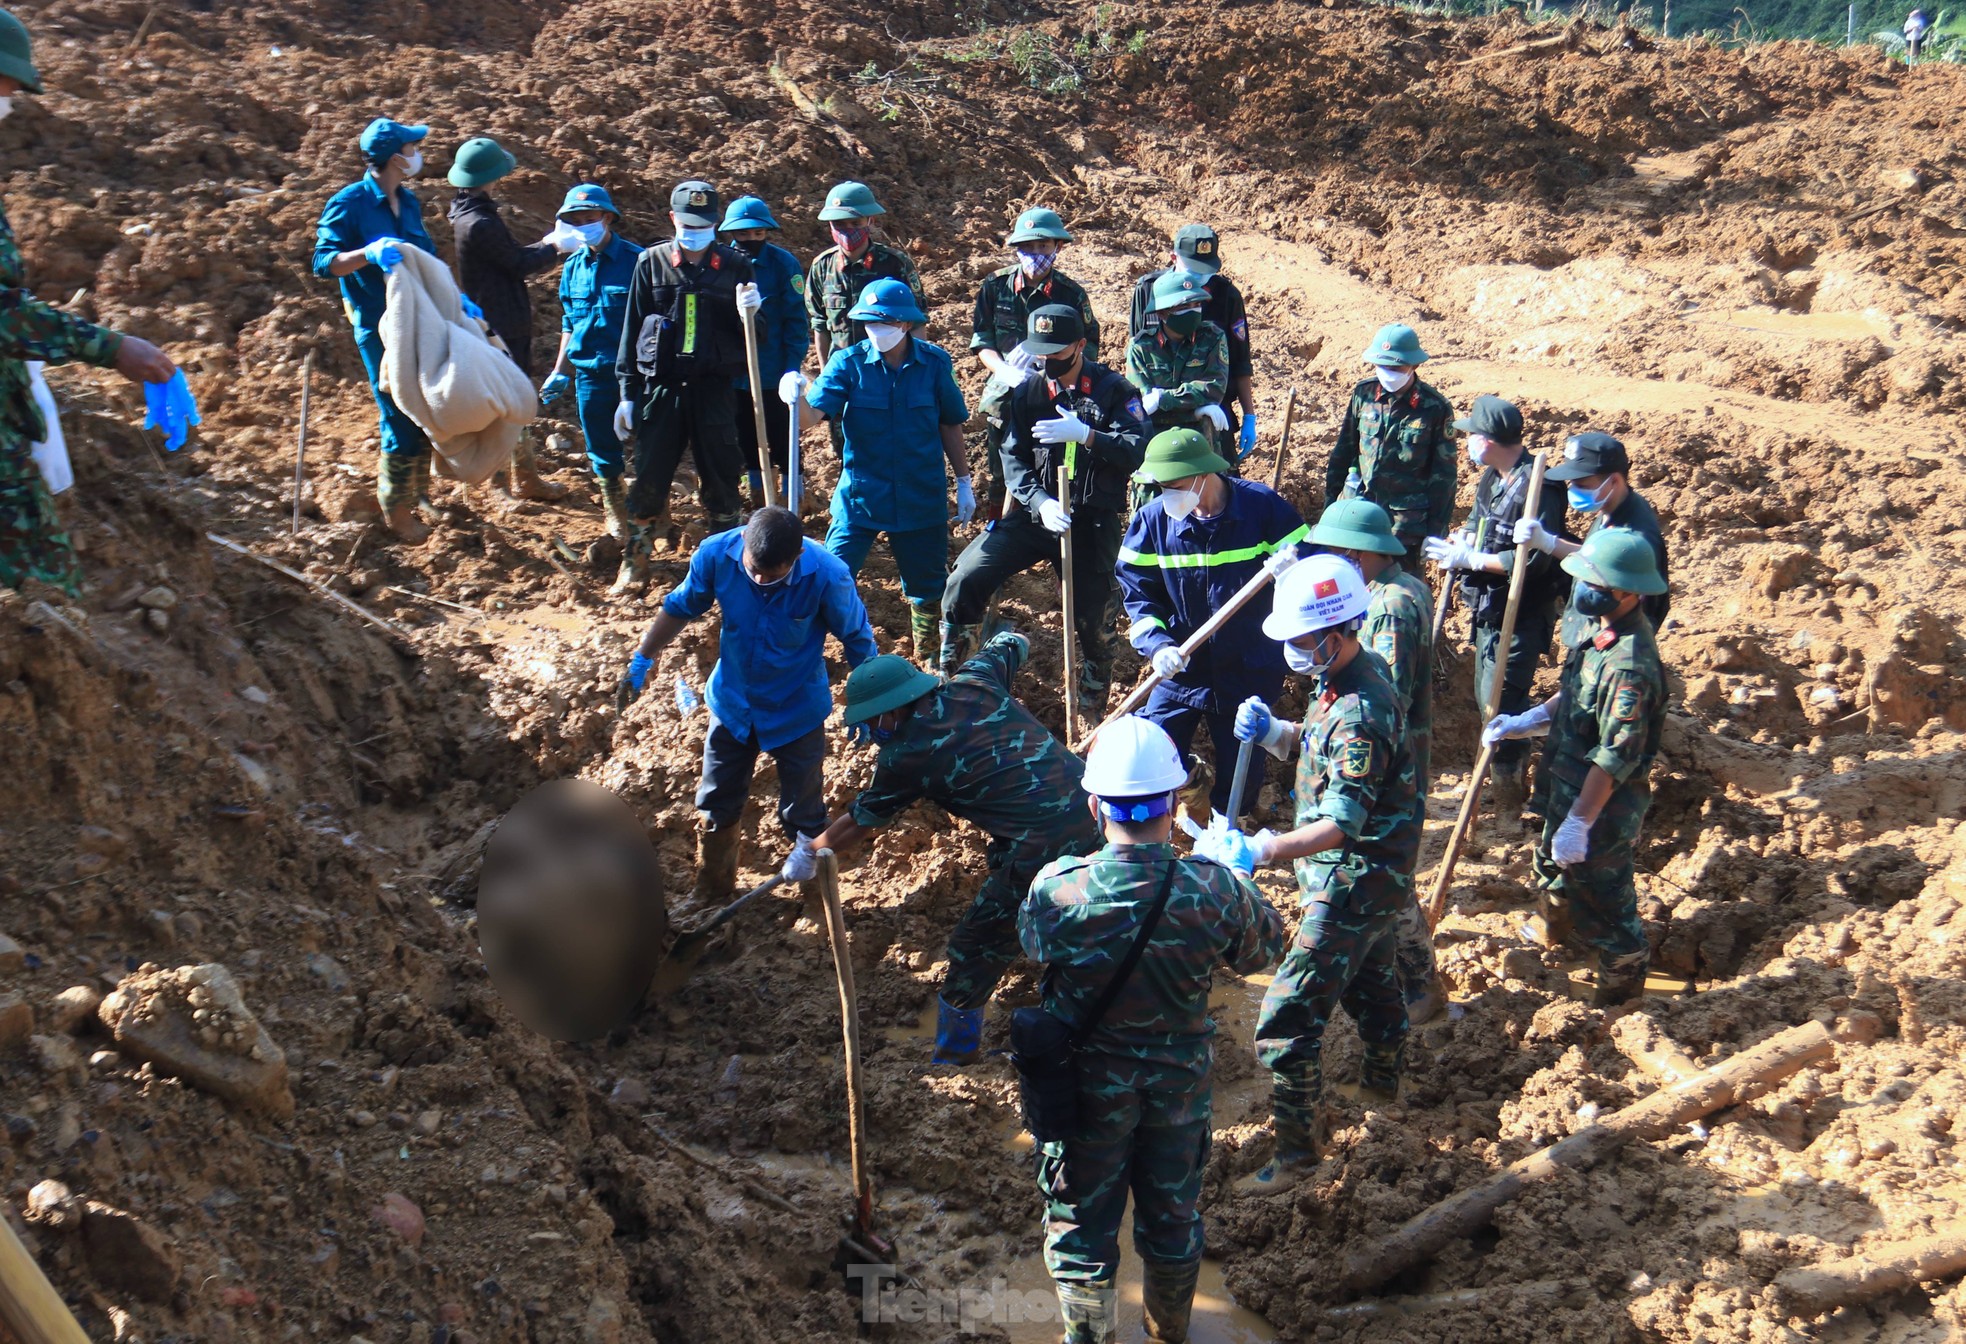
[1057,464,1081,743]
[1267,387,1299,492]
[0,1216,89,1344]
[739,306,780,509]
[816,851,898,1283]
[646,875,786,999]
[787,386,803,515]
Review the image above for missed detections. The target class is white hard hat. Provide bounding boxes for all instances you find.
[1263,554,1371,641]
[1081,715,1189,799]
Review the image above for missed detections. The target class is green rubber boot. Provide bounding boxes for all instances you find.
[937,621,980,676]
[1142,1260,1201,1343]
[1358,1040,1404,1106]
[908,601,940,669]
[1055,1280,1119,1344]
[1235,1076,1325,1197]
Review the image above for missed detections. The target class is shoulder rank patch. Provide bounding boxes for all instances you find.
[1341,737,1374,780]
[1593,628,1618,651]
[791,274,805,294]
[1613,684,1643,722]
[1125,397,1144,420]
[1232,317,1248,341]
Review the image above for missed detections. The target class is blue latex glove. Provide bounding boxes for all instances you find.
[142,370,200,452]
[460,294,484,322]
[615,651,654,712]
[846,721,876,746]
[364,238,405,272]
[539,372,571,408]
[1196,823,1267,876]
[1234,698,1274,744]
[1238,414,1258,459]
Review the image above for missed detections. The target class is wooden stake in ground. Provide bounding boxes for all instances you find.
[1267,388,1299,492]
[0,1214,91,1344]
[738,307,780,509]
[1424,450,1549,929]
[1343,1017,1837,1297]
[291,351,312,537]
[816,850,881,1248]
[1057,465,1082,744]
[786,390,802,514]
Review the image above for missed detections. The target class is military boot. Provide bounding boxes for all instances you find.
[1055,1280,1119,1344]
[690,823,741,908]
[937,621,981,675]
[1357,1040,1404,1106]
[1405,971,1449,1026]
[1235,1077,1325,1197]
[1593,954,1649,1008]
[379,454,431,544]
[1075,658,1110,724]
[508,430,570,501]
[1491,759,1529,818]
[1142,1260,1201,1344]
[908,601,940,669]
[611,522,653,597]
[597,474,634,542]
[930,995,982,1065]
[1177,758,1214,831]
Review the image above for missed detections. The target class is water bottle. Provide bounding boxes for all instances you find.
[1344,467,1362,500]
[674,675,701,717]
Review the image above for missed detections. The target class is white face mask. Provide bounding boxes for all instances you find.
[1161,484,1202,522]
[1375,367,1411,393]
[1466,434,1489,468]
[398,149,423,177]
[676,226,717,252]
[865,322,907,353]
[574,222,608,248]
[0,97,13,123]
[1285,629,1344,676]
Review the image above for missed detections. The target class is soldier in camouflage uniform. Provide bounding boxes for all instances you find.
[0,6,179,593]
[1324,323,1456,558]
[1512,431,1671,654]
[1127,224,1259,463]
[1125,272,1229,511]
[969,208,1100,519]
[1306,498,1446,1023]
[805,181,925,364]
[1020,715,1284,1344]
[1484,528,1668,1007]
[1205,554,1420,1197]
[788,632,1100,1063]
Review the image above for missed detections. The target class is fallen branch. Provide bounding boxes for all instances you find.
[1458,25,1583,65]
[1343,1018,1838,1296]
[1776,1225,1966,1318]
[767,62,871,159]
[206,534,411,640]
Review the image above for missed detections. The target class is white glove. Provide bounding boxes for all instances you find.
[613,402,635,444]
[778,370,811,406]
[781,836,821,884]
[1264,545,1301,579]
[1513,517,1557,554]
[735,282,764,315]
[1141,388,1164,416]
[1195,403,1230,433]
[1151,646,1186,678]
[1034,410,1091,445]
[1037,495,1073,536]
[1423,535,1481,571]
[954,476,976,525]
[1481,700,1554,746]
[1551,814,1591,866]
[542,220,585,254]
[999,347,1039,389]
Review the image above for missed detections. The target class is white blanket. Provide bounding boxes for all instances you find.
[378,246,536,485]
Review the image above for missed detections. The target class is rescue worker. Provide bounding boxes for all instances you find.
[970,207,1101,517]
[1482,528,1667,1006]
[1324,323,1455,558]
[1128,224,1257,464]
[939,304,1144,716]
[446,135,568,501]
[782,278,973,664]
[1906,7,1931,60]
[0,4,178,593]
[717,195,805,508]
[1019,714,1285,1344]
[616,506,877,904]
[1421,395,1567,815]
[805,180,924,364]
[784,631,1101,1063]
[1208,554,1420,1195]
[539,185,643,544]
[1511,430,1669,652]
[1126,272,1230,470]
[312,116,442,541]
[1118,428,1306,822]
[611,180,764,595]
[1304,498,1444,1022]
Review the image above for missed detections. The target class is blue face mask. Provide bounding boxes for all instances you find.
[871,722,897,742]
[1568,479,1612,514]
[575,222,607,247]
[677,226,717,251]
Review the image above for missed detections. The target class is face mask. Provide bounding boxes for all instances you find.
[1375,367,1411,393]
[677,226,717,252]
[1574,582,1621,617]
[831,223,870,253]
[1161,484,1202,522]
[1043,353,1077,379]
[871,722,897,742]
[745,561,789,589]
[1465,435,1489,468]
[730,237,764,258]
[1287,629,1345,676]
[574,222,608,248]
[865,322,907,353]
[1016,248,1055,280]
[0,97,13,123]
[1162,309,1203,338]
[399,149,423,177]
[1567,478,1613,514]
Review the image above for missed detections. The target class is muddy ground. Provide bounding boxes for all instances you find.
[2,0,1965,1340]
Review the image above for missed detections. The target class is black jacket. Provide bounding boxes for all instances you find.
[1001,359,1147,515]
[448,191,559,376]
[616,241,756,404]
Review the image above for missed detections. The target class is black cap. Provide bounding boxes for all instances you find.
[1452,394,1524,445]
[670,180,720,228]
[1544,431,1630,481]
[1019,303,1086,357]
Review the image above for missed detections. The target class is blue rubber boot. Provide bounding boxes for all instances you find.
[931,995,982,1065]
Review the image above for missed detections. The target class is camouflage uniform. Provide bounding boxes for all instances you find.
[1556,490,1671,651]
[0,202,126,595]
[1256,647,1419,1134]
[1530,607,1667,982]
[1020,841,1283,1294]
[1325,376,1456,555]
[1124,323,1229,447]
[970,267,1100,514]
[1361,559,1437,1000]
[806,241,926,361]
[849,636,1099,1010]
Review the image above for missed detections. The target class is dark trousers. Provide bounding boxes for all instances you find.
[734,385,791,480]
[627,379,743,523]
[1138,682,1272,815]
[695,715,828,840]
[942,508,1121,664]
[1474,604,1554,773]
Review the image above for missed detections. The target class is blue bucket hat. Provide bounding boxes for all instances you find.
[359,118,429,166]
[847,277,925,325]
[719,195,780,232]
[556,183,620,218]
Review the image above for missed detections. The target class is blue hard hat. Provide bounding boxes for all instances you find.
[557,183,620,218]
[847,278,925,325]
[719,195,780,232]
[359,117,429,166]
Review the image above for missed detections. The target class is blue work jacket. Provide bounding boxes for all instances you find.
[560,233,644,371]
[311,174,439,340]
[806,336,968,532]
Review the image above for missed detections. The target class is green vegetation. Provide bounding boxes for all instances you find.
[943,11,1151,91]
[1387,0,1959,53]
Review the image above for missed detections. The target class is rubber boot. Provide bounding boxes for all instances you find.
[508,430,569,501]
[937,621,981,676]
[908,601,940,669]
[610,521,653,597]
[1055,1280,1119,1344]
[1491,759,1529,818]
[1405,970,1449,1027]
[1539,889,1577,951]
[1235,1077,1325,1197]
[1592,955,1649,1008]
[379,454,431,544]
[1076,658,1109,724]
[1142,1260,1200,1344]
[1177,758,1214,830]
[930,995,982,1065]
[1357,1039,1404,1106]
[597,474,633,542]
[410,451,434,509]
[690,822,741,907]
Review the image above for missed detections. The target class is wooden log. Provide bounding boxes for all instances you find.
[1342,1019,1836,1297]
[1776,1226,1966,1318]
[1609,1012,1703,1085]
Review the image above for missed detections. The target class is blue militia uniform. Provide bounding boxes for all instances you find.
[559,232,644,480]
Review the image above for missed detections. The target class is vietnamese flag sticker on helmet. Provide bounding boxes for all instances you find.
[1314,578,1340,599]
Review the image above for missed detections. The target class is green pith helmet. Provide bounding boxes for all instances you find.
[0,8,40,93]
[1309,498,1406,556]
[448,137,516,189]
[841,654,940,725]
[1361,323,1429,367]
[1133,428,1231,483]
[1150,270,1209,313]
[1007,207,1071,245]
[820,180,885,221]
[1562,526,1667,596]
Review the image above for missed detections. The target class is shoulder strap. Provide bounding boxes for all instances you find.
[1072,861,1178,1045]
